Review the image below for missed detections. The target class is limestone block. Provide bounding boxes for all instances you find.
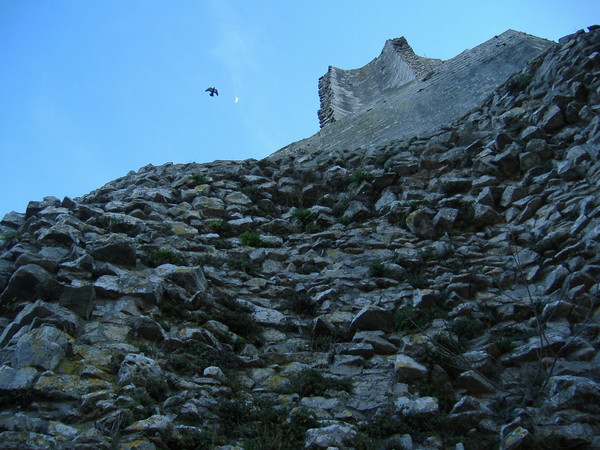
[124,414,172,434]
[91,234,137,266]
[500,425,533,450]
[544,375,600,414]
[224,191,252,206]
[500,186,527,208]
[94,271,164,303]
[0,365,38,391]
[412,289,440,309]
[457,370,496,394]
[349,305,394,332]
[395,396,439,416]
[59,284,96,319]
[155,264,207,295]
[203,366,226,383]
[37,222,82,246]
[343,201,370,221]
[33,373,111,401]
[192,196,226,217]
[132,316,166,342]
[0,300,81,347]
[305,423,357,449]
[375,189,398,213]
[0,432,59,449]
[557,160,583,181]
[1,211,25,228]
[0,263,57,302]
[333,342,375,359]
[167,221,199,238]
[47,421,79,442]
[541,104,566,130]
[117,353,167,392]
[352,330,398,354]
[521,125,545,141]
[394,354,427,381]
[406,209,435,239]
[433,207,459,229]
[473,204,502,226]
[12,325,73,371]
[440,177,472,194]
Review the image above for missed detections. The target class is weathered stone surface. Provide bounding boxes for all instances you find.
[406,209,435,239]
[0,431,59,449]
[0,264,59,302]
[155,264,207,295]
[305,423,357,448]
[33,372,111,400]
[0,300,81,347]
[0,26,599,449]
[59,284,96,319]
[0,365,38,391]
[395,396,439,416]
[124,414,172,434]
[433,207,459,229]
[394,354,427,381]
[117,353,167,392]
[349,306,394,332]
[12,325,73,370]
[543,375,600,414]
[91,235,137,266]
[94,272,163,303]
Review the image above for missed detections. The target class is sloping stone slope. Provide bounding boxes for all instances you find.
[0,26,599,449]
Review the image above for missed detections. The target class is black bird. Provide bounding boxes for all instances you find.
[205,87,219,97]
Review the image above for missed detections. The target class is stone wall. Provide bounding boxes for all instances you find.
[317,37,443,127]
[284,30,554,159]
[0,26,599,449]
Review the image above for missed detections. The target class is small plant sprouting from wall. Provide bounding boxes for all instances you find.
[189,174,209,185]
[238,231,263,247]
[350,170,369,184]
[145,248,185,267]
[368,261,385,278]
[508,73,533,95]
[290,207,319,233]
[283,368,353,397]
[208,219,232,236]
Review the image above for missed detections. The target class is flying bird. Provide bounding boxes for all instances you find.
[205,87,219,97]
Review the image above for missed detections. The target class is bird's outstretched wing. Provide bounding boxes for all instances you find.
[205,87,219,96]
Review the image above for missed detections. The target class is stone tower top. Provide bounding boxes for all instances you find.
[277,30,554,158]
[317,37,443,128]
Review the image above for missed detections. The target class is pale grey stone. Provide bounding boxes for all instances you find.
[395,396,439,416]
[117,353,167,392]
[305,423,357,448]
[0,366,38,391]
[12,325,73,371]
[394,354,428,381]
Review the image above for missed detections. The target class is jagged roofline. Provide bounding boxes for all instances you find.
[317,35,443,128]
[324,36,442,73]
[316,29,551,129]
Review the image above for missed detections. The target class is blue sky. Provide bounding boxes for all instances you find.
[0,0,597,217]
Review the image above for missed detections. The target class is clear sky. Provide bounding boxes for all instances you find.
[0,0,597,217]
